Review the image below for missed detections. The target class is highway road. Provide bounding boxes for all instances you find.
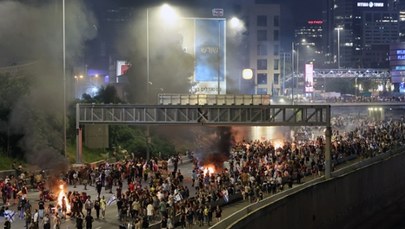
[3,160,196,229]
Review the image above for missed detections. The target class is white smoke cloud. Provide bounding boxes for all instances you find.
[0,0,97,169]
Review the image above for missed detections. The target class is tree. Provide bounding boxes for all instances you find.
[0,72,31,156]
[94,85,122,104]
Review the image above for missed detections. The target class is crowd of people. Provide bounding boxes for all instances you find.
[0,116,404,229]
[324,95,405,103]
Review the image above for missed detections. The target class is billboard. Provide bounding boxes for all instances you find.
[305,63,314,93]
[178,18,226,94]
[116,60,131,77]
[389,44,405,84]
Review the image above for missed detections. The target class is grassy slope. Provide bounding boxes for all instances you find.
[0,144,108,170]
[66,144,108,164]
[0,155,23,171]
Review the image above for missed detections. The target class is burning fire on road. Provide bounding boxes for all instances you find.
[57,183,71,213]
[201,164,216,175]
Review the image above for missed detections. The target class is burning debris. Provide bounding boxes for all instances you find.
[201,164,216,175]
[192,127,234,174]
[56,183,71,214]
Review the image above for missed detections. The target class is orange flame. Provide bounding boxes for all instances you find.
[57,184,71,213]
[202,164,216,175]
[273,140,284,150]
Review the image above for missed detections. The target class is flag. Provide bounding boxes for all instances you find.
[222,190,229,203]
[223,194,229,203]
[174,193,183,203]
[4,210,15,222]
[107,195,117,206]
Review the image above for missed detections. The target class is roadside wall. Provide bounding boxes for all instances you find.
[229,149,405,229]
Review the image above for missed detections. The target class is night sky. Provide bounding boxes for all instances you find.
[88,0,323,27]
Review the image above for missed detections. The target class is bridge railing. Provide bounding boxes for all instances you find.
[158,94,271,106]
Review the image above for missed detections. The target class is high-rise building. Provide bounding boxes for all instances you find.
[323,0,400,68]
[237,0,281,95]
[294,20,324,68]
[397,0,405,41]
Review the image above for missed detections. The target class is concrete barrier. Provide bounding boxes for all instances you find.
[0,170,18,179]
[213,147,405,229]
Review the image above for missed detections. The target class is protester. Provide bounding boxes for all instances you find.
[0,116,404,229]
[85,212,94,229]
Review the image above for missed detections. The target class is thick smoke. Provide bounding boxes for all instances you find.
[0,0,96,170]
[191,127,234,168]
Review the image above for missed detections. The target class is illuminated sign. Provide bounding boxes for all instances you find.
[398,55,405,60]
[357,2,384,7]
[305,64,314,93]
[174,19,226,95]
[397,50,405,55]
[212,8,224,17]
[308,20,323,25]
[395,66,405,70]
[116,60,131,77]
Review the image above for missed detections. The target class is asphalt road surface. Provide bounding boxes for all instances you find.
[6,157,402,229]
[2,160,196,229]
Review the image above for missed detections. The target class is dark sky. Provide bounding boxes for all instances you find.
[90,0,323,27]
[291,0,323,25]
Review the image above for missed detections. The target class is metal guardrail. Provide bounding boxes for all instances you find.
[158,94,271,106]
[313,68,390,79]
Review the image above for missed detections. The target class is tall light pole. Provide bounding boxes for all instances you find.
[291,42,295,104]
[335,27,343,69]
[62,0,67,157]
[146,8,151,162]
[292,42,300,104]
[296,46,299,78]
[217,20,221,95]
[145,4,177,161]
[146,8,150,103]
[282,52,286,95]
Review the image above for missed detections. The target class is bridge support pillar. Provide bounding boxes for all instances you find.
[76,103,82,164]
[324,126,332,179]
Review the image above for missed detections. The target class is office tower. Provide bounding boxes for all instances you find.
[323,0,399,68]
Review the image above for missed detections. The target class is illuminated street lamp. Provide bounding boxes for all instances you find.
[146,4,178,161]
[160,3,177,25]
[335,27,343,69]
[230,17,243,30]
[242,68,253,80]
[240,68,253,93]
[62,0,67,158]
[147,3,178,103]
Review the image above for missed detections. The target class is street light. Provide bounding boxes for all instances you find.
[242,68,253,80]
[147,3,178,103]
[230,17,243,30]
[146,9,150,104]
[146,4,177,161]
[240,68,253,94]
[335,27,343,69]
[160,3,177,25]
[291,42,299,104]
[62,0,67,158]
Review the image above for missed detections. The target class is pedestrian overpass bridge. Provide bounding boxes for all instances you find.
[75,103,334,179]
[75,101,405,180]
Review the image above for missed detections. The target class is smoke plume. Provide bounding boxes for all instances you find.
[0,0,97,170]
